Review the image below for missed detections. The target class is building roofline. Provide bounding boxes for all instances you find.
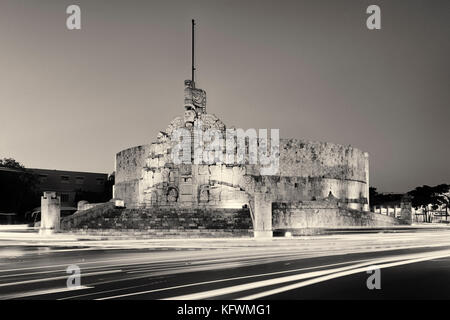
[29,168,109,176]
[0,167,24,173]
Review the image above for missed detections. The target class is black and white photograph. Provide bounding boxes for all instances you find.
[0,0,449,312]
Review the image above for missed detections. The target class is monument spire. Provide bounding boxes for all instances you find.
[184,19,206,114]
[191,19,196,87]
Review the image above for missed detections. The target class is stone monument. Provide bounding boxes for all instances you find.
[39,191,61,235]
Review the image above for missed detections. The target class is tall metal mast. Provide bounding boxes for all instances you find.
[191,19,196,87]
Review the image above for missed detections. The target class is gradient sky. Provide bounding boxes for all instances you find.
[0,0,448,192]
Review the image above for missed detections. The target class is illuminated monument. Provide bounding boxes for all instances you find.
[61,21,410,238]
[110,21,392,238]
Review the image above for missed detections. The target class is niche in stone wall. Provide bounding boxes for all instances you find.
[167,186,179,203]
[198,185,210,203]
[150,190,158,205]
[169,170,177,183]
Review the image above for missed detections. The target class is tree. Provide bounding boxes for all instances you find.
[0,158,24,169]
[0,158,40,221]
[408,184,450,223]
[433,184,450,221]
[369,187,379,203]
[369,186,403,207]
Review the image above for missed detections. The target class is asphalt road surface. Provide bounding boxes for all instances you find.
[0,228,450,300]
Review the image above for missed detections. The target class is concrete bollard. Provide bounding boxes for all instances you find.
[39,191,61,235]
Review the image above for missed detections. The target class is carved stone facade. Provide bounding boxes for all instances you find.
[114,80,373,237]
[134,80,246,209]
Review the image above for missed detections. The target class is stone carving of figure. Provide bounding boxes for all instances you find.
[199,186,209,203]
[167,187,178,202]
[184,109,196,127]
[184,79,206,114]
[192,88,206,113]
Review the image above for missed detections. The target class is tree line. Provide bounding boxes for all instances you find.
[370,184,450,223]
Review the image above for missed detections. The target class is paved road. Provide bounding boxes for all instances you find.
[0,228,450,300]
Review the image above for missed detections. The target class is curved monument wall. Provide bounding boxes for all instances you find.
[115,138,369,210]
[272,202,401,231]
[115,144,150,207]
[279,139,368,181]
[241,139,369,209]
[276,139,369,208]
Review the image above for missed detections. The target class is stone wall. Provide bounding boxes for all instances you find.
[272,201,402,230]
[275,139,369,207]
[115,145,151,184]
[279,139,367,181]
[115,145,151,207]
[114,179,140,208]
[115,139,369,209]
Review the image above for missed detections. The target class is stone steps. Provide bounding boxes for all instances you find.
[61,203,253,234]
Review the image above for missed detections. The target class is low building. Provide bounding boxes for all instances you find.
[29,168,108,207]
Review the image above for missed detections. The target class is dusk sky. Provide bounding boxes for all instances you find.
[0,0,448,193]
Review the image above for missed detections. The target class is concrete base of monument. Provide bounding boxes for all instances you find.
[253,230,273,238]
[58,201,414,239]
